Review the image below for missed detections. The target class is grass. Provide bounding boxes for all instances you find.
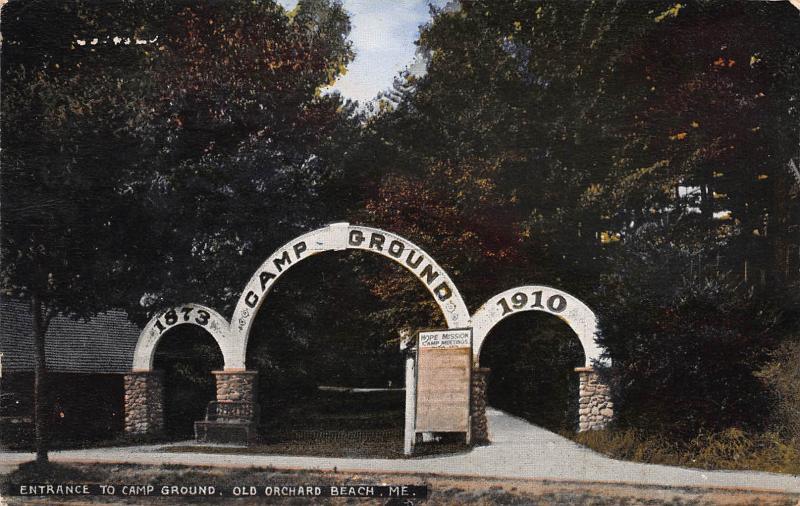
[2,390,468,459]
[3,462,799,505]
[166,428,470,459]
[0,430,176,452]
[569,427,800,475]
[166,390,469,459]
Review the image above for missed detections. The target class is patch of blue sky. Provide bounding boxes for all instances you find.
[278,0,449,104]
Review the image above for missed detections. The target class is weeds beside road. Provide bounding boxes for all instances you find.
[571,428,800,475]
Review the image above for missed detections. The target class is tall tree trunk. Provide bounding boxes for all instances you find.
[30,295,49,465]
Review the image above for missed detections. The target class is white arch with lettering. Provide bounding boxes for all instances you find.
[471,285,609,368]
[229,222,471,367]
[131,230,606,373]
[132,303,237,371]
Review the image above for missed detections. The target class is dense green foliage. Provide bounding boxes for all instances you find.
[3,0,800,460]
[347,0,800,441]
[596,223,794,436]
[1,0,356,459]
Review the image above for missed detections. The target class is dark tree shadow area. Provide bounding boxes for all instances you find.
[242,251,443,455]
[153,326,223,439]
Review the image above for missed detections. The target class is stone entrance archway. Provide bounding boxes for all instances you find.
[469,286,613,441]
[124,224,612,444]
[125,303,230,434]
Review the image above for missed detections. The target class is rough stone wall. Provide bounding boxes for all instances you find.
[124,371,164,434]
[576,367,613,431]
[213,371,258,405]
[470,367,490,444]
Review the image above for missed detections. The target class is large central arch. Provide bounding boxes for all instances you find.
[229,222,471,368]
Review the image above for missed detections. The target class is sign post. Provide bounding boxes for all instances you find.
[414,328,472,445]
[401,332,417,456]
[403,351,416,455]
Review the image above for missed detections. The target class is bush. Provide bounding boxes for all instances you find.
[594,224,785,437]
[757,339,800,439]
[687,429,800,473]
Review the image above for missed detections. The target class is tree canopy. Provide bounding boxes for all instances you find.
[342,0,800,435]
[1,0,356,461]
[3,0,800,451]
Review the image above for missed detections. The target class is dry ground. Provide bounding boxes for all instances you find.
[2,463,799,505]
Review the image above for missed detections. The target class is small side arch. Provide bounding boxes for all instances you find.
[229,222,471,366]
[132,303,238,371]
[471,285,609,368]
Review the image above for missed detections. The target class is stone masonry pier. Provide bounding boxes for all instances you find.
[124,371,164,435]
[576,366,613,431]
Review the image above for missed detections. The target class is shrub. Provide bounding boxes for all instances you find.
[594,224,784,437]
[757,339,800,440]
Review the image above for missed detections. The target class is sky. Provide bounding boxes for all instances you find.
[278,0,448,104]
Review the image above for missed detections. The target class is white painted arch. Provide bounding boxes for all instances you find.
[228,222,471,367]
[471,285,609,368]
[132,303,236,371]
[132,228,606,373]
[131,223,471,372]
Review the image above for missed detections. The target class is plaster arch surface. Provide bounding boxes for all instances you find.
[132,303,237,371]
[471,285,609,368]
[229,222,471,367]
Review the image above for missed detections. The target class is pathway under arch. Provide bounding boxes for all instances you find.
[152,325,224,437]
[469,286,612,438]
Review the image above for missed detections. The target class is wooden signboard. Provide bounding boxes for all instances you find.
[415,328,472,434]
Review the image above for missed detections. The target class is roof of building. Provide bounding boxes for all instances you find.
[0,297,141,374]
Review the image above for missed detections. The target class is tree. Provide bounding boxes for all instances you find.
[360,156,524,316]
[1,0,162,463]
[346,1,669,301]
[587,5,800,436]
[1,0,355,462]
[595,222,789,436]
[120,0,357,321]
[593,1,800,287]
[346,0,800,435]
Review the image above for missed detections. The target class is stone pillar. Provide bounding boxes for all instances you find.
[576,366,613,431]
[124,371,164,435]
[470,367,491,444]
[212,370,258,405]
